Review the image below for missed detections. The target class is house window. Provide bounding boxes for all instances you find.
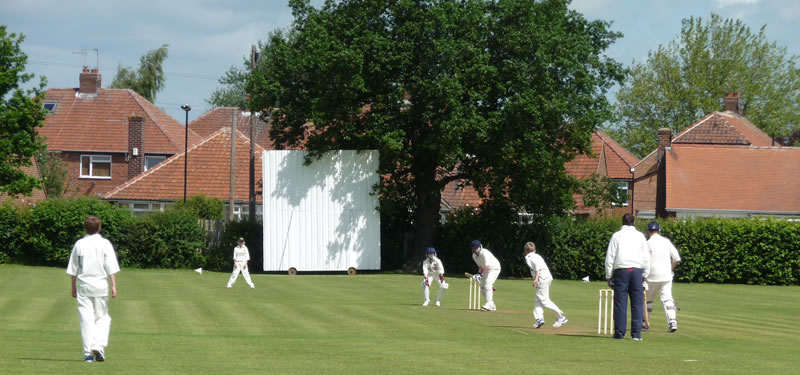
[611,181,629,207]
[80,155,112,178]
[144,155,167,171]
[129,201,167,216]
[43,101,58,113]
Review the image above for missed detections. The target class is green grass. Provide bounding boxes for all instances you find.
[1,264,799,374]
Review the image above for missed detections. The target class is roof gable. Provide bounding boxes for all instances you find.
[673,112,773,147]
[103,128,264,202]
[39,88,202,154]
[566,130,639,180]
[190,107,273,149]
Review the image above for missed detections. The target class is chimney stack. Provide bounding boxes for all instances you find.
[128,116,145,179]
[724,92,740,114]
[79,68,102,94]
[657,128,672,160]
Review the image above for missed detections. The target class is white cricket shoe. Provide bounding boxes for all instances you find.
[435,301,440,307]
[553,316,568,328]
[480,303,496,311]
[669,320,678,333]
[532,319,545,328]
[250,285,255,289]
[422,301,429,307]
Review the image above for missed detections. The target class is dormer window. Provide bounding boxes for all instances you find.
[43,101,58,113]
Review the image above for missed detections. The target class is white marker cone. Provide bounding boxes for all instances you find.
[195,267,203,275]
[581,276,590,282]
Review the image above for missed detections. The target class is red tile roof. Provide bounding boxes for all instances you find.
[665,144,800,213]
[39,88,202,154]
[190,107,273,149]
[566,130,639,179]
[673,111,774,146]
[103,128,264,202]
[440,180,483,211]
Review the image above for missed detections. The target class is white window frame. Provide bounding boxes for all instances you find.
[43,101,58,113]
[144,155,167,171]
[80,154,112,179]
[612,181,629,207]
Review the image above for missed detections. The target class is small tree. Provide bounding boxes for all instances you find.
[0,26,47,196]
[35,150,71,199]
[579,174,628,214]
[170,194,224,220]
[109,44,169,102]
[206,64,250,109]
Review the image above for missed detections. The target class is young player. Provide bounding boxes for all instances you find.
[421,247,448,306]
[66,215,120,363]
[645,221,681,332]
[227,237,255,289]
[524,242,568,328]
[470,240,501,311]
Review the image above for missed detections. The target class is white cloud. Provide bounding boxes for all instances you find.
[716,0,761,8]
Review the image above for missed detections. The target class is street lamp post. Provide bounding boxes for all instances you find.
[181,104,191,203]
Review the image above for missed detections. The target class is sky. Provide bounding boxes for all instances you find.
[2,0,799,124]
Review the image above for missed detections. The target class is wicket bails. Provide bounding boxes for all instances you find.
[468,277,481,310]
[598,289,614,334]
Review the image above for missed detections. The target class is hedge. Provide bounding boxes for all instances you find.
[434,214,800,286]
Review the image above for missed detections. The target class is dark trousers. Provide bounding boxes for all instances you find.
[612,267,644,339]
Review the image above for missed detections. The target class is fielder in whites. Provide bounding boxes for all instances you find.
[471,240,501,311]
[645,221,681,332]
[421,247,448,306]
[66,215,120,363]
[524,242,568,328]
[227,237,255,289]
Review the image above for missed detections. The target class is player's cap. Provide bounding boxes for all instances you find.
[426,247,436,254]
[471,240,481,249]
[237,237,245,242]
[647,221,660,231]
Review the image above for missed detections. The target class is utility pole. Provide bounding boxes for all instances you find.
[229,108,236,222]
[248,44,257,223]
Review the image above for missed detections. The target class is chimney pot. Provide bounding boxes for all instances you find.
[79,69,102,94]
[724,92,741,114]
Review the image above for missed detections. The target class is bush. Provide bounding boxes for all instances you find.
[0,203,29,263]
[435,214,800,285]
[27,197,133,266]
[115,209,205,269]
[170,194,224,220]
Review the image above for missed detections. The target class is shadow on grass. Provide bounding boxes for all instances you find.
[20,357,84,362]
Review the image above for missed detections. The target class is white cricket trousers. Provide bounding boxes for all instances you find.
[76,294,111,356]
[228,261,254,287]
[481,268,501,307]
[533,278,564,321]
[646,280,677,325]
[421,276,445,303]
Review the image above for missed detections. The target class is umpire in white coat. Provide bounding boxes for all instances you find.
[605,214,650,340]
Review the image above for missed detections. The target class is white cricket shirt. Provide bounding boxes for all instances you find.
[647,233,681,282]
[472,247,501,271]
[525,252,552,282]
[66,234,120,297]
[422,256,445,277]
[233,245,250,263]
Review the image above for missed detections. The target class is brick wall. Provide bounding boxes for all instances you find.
[59,152,129,197]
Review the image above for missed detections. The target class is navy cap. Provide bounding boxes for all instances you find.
[237,237,245,242]
[470,240,481,249]
[647,221,660,231]
[426,247,436,254]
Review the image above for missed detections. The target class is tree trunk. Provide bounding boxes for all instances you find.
[405,172,441,269]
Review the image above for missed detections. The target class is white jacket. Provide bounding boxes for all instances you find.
[605,225,650,279]
[66,234,120,297]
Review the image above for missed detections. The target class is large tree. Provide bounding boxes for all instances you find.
[248,0,623,262]
[0,26,47,196]
[109,44,169,102]
[609,13,800,157]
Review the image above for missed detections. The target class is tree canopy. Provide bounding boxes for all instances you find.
[0,26,47,196]
[109,44,169,102]
[206,64,249,109]
[609,13,800,157]
[247,0,623,260]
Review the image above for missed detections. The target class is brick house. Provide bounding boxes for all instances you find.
[37,69,202,198]
[103,128,265,220]
[439,130,639,218]
[565,130,640,216]
[632,93,800,219]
